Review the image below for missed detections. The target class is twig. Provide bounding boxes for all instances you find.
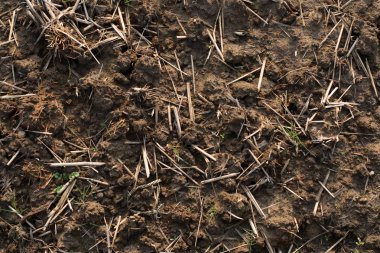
[157,54,189,77]
[201,173,239,184]
[319,19,342,48]
[346,37,358,57]
[167,105,173,131]
[365,58,378,98]
[78,177,109,185]
[226,67,261,86]
[206,29,224,61]
[6,149,20,166]
[8,205,35,230]
[257,57,267,92]
[49,162,105,167]
[142,138,151,178]
[155,143,200,186]
[192,145,217,161]
[191,55,196,93]
[112,216,127,248]
[1,93,36,99]
[313,170,330,215]
[260,227,275,253]
[195,197,203,246]
[242,185,266,219]
[241,0,268,24]
[324,231,349,253]
[187,82,195,121]
[318,181,335,198]
[104,217,112,253]
[172,107,182,137]
[174,50,184,81]
[0,81,28,92]
[292,231,329,252]
[282,185,304,200]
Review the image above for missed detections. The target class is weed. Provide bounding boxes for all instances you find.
[283,126,315,155]
[246,73,256,82]
[11,195,18,212]
[76,185,93,203]
[244,229,257,253]
[53,185,64,194]
[206,205,217,221]
[53,171,80,194]
[11,195,26,214]
[354,237,365,252]
[355,237,365,246]
[167,143,180,160]
[284,127,302,144]
[54,171,80,181]
[172,146,180,157]
[123,0,132,6]
[100,121,107,129]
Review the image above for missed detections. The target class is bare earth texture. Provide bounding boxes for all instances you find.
[0,0,380,252]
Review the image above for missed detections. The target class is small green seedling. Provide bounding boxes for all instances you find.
[54,171,80,181]
[76,185,93,203]
[167,144,180,160]
[284,127,301,144]
[246,73,256,82]
[53,171,80,194]
[354,237,365,253]
[244,229,257,253]
[124,0,132,6]
[355,237,365,246]
[206,205,217,221]
[53,185,64,194]
[283,126,315,155]
[11,195,26,214]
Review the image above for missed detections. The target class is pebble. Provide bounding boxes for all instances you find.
[17,130,25,138]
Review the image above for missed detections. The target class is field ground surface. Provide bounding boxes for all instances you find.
[0,0,380,252]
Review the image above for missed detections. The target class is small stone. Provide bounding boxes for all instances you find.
[17,131,25,138]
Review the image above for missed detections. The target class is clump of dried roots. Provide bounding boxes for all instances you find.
[25,0,122,62]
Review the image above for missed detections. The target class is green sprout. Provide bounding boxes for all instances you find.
[53,185,64,194]
[167,143,180,160]
[354,237,365,252]
[123,0,132,6]
[356,237,365,246]
[246,73,256,82]
[76,185,93,203]
[172,146,180,157]
[53,171,80,194]
[11,195,26,214]
[54,171,80,181]
[244,229,257,253]
[284,127,301,144]
[206,205,217,221]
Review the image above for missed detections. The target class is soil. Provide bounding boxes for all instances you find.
[0,0,380,252]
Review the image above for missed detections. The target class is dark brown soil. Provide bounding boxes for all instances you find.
[1,0,380,252]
